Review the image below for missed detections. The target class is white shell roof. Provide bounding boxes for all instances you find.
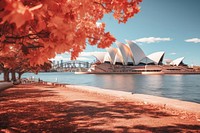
[125,44,135,64]
[170,57,185,66]
[114,48,124,64]
[103,52,112,63]
[115,41,133,65]
[147,51,165,65]
[92,40,185,66]
[125,40,146,65]
[106,47,117,64]
[92,52,106,63]
[140,57,154,64]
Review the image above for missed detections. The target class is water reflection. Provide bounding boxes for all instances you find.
[89,74,200,103]
[94,74,135,92]
[156,75,184,100]
[135,75,164,95]
[167,75,183,95]
[1,72,199,103]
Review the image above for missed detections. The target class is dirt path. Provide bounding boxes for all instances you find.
[0,83,200,132]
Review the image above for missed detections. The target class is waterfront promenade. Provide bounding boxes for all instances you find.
[0,83,200,132]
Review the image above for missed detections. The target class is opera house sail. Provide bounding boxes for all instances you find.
[85,40,200,74]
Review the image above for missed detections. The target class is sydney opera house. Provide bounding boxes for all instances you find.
[86,40,200,74]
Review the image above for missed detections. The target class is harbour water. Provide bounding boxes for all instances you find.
[1,72,200,103]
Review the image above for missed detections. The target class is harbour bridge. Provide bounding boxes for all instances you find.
[51,60,91,72]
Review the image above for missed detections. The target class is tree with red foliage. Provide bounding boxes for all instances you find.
[0,0,142,67]
[0,43,52,81]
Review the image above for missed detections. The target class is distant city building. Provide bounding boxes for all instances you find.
[57,61,60,67]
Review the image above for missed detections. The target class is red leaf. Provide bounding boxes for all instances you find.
[2,1,33,28]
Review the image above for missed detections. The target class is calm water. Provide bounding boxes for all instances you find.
[1,72,200,103]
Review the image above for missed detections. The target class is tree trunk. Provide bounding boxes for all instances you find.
[18,72,24,80]
[11,70,16,81]
[3,70,10,82]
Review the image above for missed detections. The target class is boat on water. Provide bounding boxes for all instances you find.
[76,40,200,75]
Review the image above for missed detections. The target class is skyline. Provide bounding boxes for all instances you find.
[55,0,200,65]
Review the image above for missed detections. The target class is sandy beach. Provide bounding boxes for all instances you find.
[0,83,200,132]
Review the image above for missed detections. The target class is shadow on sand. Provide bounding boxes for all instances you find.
[0,85,200,132]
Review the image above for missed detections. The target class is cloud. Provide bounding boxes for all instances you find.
[50,55,70,61]
[51,51,106,62]
[185,38,200,43]
[64,51,106,57]
[170,52,176,55]
[76,57,93,61]
[79,51,107,57]
[134,37,172,43]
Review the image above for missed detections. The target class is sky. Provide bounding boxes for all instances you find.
[54,0,200,66]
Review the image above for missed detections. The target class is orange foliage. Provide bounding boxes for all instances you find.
[0,43,51,76]
[0,0,142,66]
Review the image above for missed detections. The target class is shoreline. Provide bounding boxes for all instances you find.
[43,81,200,115]
[75,71,200,75]
[1,82,200,132]
[19,72,200,104]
